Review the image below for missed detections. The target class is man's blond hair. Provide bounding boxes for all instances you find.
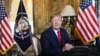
[49,14,62,22]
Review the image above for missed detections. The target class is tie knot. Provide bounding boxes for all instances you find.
[57,31,60,33]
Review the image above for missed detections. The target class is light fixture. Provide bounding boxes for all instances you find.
[61,5,75,16]
[60,5,76,38]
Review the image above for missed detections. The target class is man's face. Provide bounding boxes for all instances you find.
[51,16,62,30]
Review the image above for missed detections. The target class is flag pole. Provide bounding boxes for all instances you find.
[20,0,24,55]
[95,0,100,52]
[31,0,37,55]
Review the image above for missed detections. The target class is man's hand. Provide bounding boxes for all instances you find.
[62,43,74,52]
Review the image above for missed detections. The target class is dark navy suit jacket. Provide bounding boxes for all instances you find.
[40,27,71,56]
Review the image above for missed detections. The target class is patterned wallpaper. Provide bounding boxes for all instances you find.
[34,0,80,34]
[4,0,80,34]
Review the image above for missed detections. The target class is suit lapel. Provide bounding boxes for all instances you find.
[49,27,60,45]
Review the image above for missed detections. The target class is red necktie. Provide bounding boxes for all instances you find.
[57,31,62,45]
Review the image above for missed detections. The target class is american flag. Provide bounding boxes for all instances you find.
[75,0,100,45]
[0,0,13,55]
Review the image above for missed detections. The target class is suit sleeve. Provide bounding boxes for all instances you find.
[40,33,62,55]
[63,29,72,44]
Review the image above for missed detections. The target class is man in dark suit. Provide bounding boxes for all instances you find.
[40,14,74,56]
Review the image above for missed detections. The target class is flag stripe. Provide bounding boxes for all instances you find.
[83,9,96,37]
[2,28,11,46]
[2,18,13,42]
[82,8,96,39]
[4,17,12,32]
[85,6,98,34]
[0,0,13,54]
[75,0,100,44]
[1,41,7,52]
[79,15,91,39]
[88,5,99,33]
[76,22,88,42]
[77,16,90,40]
[2,23,12,42]
[2,38,9,49]
[89,5,98,25]
[86,5,99,36]
[1,39,7,50]
[90,5,99,26]
[78,10,92,40]
[2,24,12,43]
[0,46,4,52]
[1,44,5,52]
